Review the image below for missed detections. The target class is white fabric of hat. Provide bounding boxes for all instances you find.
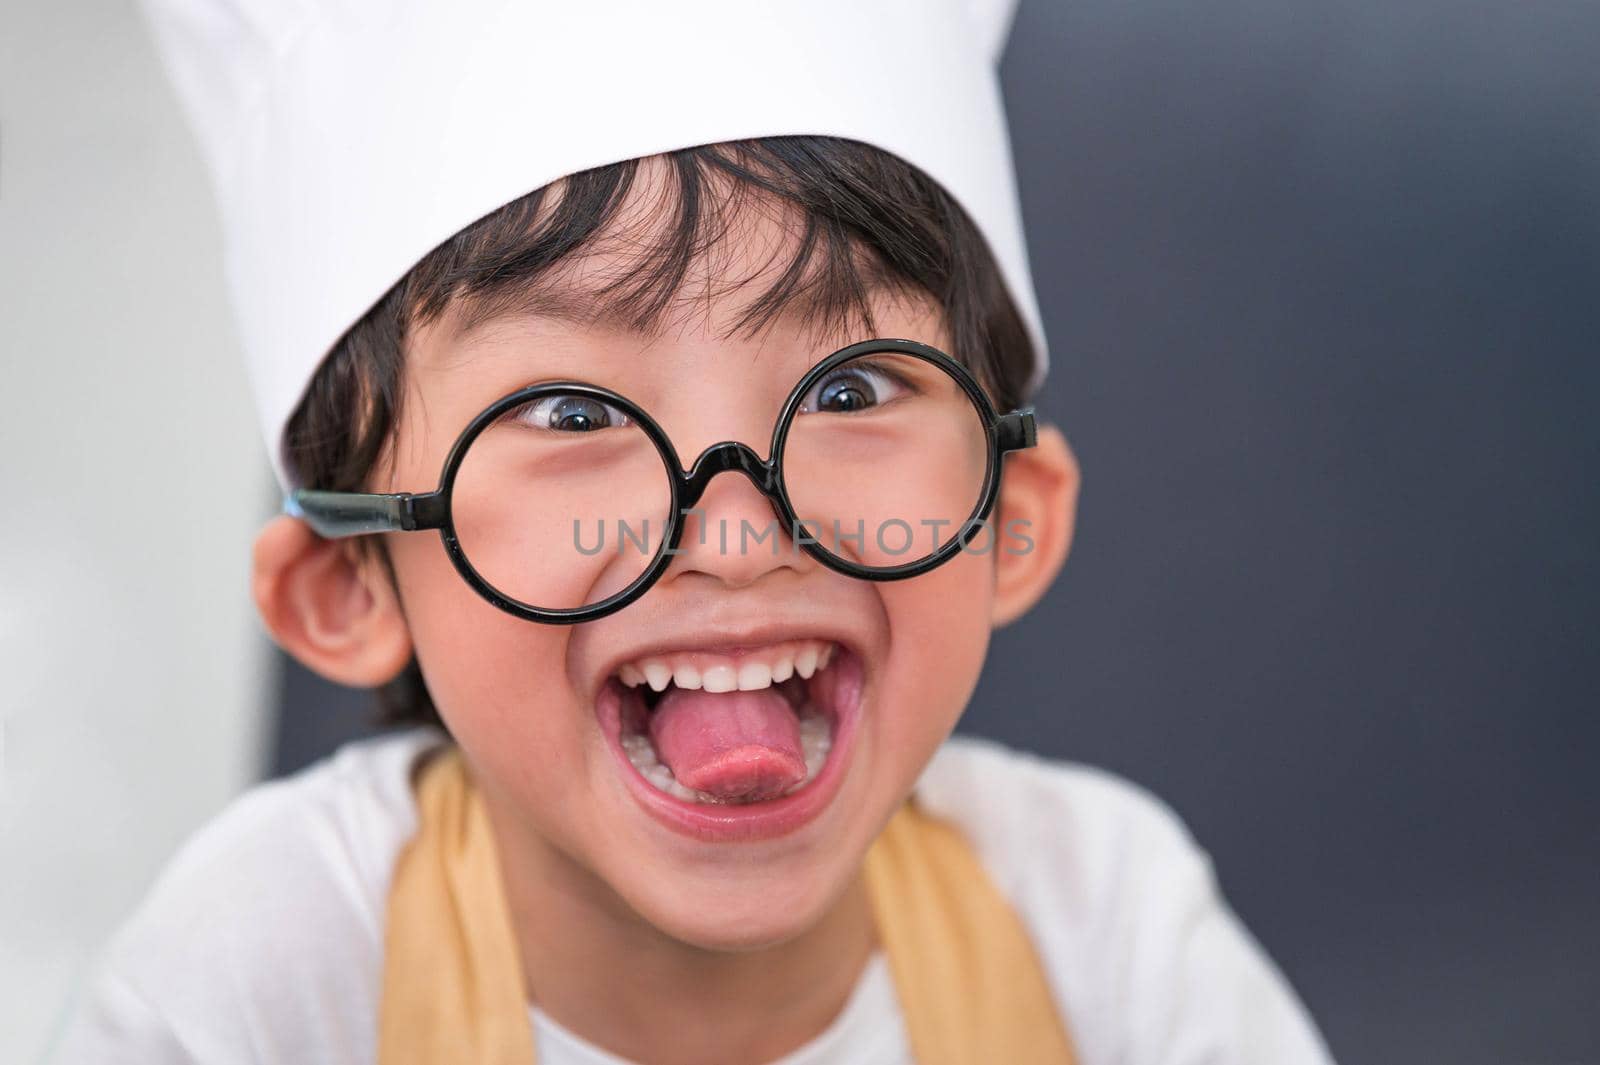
[140,0,1048,487]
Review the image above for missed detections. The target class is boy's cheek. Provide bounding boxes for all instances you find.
[873,551,995,768]
[390,536,578,746]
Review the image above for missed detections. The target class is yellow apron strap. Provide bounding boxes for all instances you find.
[378,748,534,1065]
[862,796,1077,1065]
[379,746,1076,1065]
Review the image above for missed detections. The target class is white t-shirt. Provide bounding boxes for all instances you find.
[48,729,1336,1065]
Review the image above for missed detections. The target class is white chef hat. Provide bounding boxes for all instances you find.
[140,0,1048,488]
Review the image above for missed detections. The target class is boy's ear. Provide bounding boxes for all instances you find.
[990,424,1080,627]
[251,515,413,686]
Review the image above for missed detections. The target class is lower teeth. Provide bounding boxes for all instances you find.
[621,711,833,804]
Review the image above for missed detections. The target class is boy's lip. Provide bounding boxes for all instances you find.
[587,623,871,844]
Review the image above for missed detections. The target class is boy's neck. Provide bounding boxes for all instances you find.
[481,792,879,1065]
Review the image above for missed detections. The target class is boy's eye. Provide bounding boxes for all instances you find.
[798,362,907,414]
[508,393,632,432]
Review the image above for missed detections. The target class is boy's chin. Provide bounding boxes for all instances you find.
[621,864,858,953]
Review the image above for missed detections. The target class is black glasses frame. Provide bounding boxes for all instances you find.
[287,338,1037,624]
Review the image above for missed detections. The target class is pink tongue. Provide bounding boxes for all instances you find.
[648,687,806,802]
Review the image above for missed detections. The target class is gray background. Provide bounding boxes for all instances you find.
[272,2,1600,1062]
[3,4,271,1061]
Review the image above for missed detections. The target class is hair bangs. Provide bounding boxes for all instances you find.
[405,142,929,356]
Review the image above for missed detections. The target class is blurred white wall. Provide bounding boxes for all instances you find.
[0,3,272,1061]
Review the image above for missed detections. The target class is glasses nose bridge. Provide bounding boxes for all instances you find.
[682,440,778,507]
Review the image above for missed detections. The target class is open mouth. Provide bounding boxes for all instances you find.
[596,639,862,836]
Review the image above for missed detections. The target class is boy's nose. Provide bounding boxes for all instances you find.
[666,456,808,591]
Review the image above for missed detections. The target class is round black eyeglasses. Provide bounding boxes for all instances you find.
[287,338,1036,623]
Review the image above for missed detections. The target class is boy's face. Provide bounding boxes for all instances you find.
[318,167,1073,952]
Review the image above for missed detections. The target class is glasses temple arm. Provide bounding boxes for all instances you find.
[995,408,1037,453]
[284,489,447,538]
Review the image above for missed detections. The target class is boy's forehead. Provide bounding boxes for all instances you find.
[411,288,946,408]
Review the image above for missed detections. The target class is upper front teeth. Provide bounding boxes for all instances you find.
[736,662,771,691]
[617,641,836,693]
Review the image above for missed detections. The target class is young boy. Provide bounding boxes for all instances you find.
[55,1,1334,1062]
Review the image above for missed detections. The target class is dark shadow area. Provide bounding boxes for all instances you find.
[271,2,1600,1060]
